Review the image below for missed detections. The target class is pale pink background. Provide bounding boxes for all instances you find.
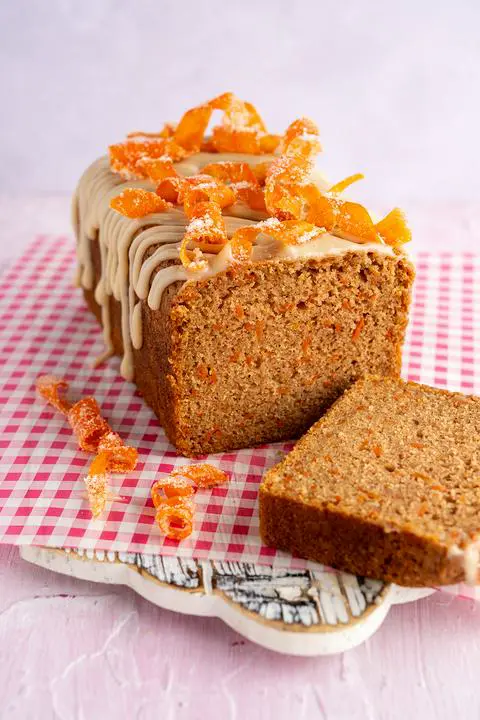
[2,0,480,716]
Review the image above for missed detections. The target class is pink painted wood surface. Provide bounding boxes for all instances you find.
[1,546,480,719]
[1,199,480,717]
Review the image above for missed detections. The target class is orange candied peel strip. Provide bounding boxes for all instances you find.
[151,477,195,507]
[180,201,228,270]
[171,463,229,489]
[201,161,259,185]
[85,452,109,519]
[328,173,364,194]
[229,218,325,261]
[110,188,171,219]
[36,375,71,416]
[135,156,179,183]
[67,397,110,453]
[155,499,194,540]
[36,375,138,518]
[98,431,138,473]
[110,92,276,183]
[182,182,236,219]
[201,161,267,212]
[375,208,412,247]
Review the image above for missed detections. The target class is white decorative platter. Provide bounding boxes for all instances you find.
[21,546,433,656]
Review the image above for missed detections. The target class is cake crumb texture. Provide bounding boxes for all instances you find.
[85,237,413,455]
[259,376,480,586]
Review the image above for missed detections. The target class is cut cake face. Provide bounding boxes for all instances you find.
[260,376,480,586]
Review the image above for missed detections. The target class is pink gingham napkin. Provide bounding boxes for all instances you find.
[0,236,479,599]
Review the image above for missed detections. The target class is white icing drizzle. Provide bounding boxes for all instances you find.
[72,153,396,381]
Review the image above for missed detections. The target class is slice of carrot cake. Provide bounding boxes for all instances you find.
[259,376,480,586]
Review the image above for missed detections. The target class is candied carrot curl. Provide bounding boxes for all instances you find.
[98,431,138,473]
[36,375,71,416]
[150,464,228,541]
[171,464,229,489]
[110,137,187,178]
[329,173,364,194]
[180,201,228,271]
[68,397,110,453]
[36,375,138,518]
[109,92,276,183]
[110,189,171,219]
[85,452,109,519]
[201,161,259,185]
[229,218,325,257]
[183,182,236,219]
[200,162,268,212]
[230,229,254,262]
[136,157,179,183]
[109,94,411,247]
[234,183,267,212]
[155,499,194,541]
[375,208,412,247]
[264,119,410,245]
[151,477,195,508]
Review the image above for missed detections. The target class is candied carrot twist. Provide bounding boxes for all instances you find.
[170,464,229,488]
[150,464,228,541]
[36,376,138,519]
[36,375,71,415]
[109,92,278,183]
[109,94,411,248]
[155,499,194,541]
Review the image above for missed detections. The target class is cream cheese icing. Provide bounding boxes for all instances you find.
[72,153,396,381]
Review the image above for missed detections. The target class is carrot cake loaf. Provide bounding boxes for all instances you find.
[260,376,480,587]
[73,92,414,456]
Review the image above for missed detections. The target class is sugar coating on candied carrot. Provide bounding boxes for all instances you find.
[108,93,411,263]
[329,173,364,194]
[98,431,138,473]
[171,464,229,488]
[36,375,71,415]
[110,188,171,219]
[150,464,228,541]
[155,500,194,541]
[151,477,195,508]
[85,452,109,519]
[36,375,138,519]
[67,397,110,453]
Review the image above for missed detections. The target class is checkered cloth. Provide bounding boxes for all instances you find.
[0,236,478,599]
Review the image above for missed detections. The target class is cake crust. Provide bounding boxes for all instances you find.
[259,376,480,586]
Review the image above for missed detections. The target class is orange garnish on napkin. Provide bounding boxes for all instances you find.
[151,464,229,540]
[36,376,137,518]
